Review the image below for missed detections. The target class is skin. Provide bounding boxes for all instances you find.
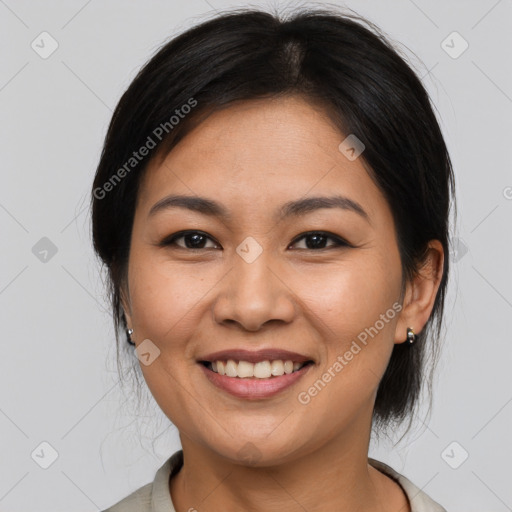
[121,95,444,512]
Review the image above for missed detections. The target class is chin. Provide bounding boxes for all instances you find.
[209,434,306,468]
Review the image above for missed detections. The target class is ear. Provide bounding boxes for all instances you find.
[120,280,133,331]
[394,240,445,344]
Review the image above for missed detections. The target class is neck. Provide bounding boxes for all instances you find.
[169,412,409,512]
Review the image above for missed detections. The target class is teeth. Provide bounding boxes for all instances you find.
[254,361,271,378]
[225,360,238,377]
[271,360,284,376]
[208,359,309,378]
[237,360,254,378]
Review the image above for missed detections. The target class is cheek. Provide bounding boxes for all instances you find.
[294,249,402,401]
[127,250,219,346]
[297,249,402,340]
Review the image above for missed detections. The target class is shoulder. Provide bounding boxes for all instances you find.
[101,450,183,512]
[368,458,447,512]
[101,481,153,512]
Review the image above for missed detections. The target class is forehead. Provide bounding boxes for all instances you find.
[137,96,388,223]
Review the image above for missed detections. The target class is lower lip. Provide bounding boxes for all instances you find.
[199,363,313,399]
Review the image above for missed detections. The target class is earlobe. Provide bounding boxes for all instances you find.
[122,308,133,331]
[120,283,133,330]
[121,292,136,346]
[394,240,444,344]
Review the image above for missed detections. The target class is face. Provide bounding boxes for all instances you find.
[122,95,407,464]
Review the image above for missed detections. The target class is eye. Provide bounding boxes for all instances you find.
[289,231,350,250]
[160,230,351,251]
[160,230,220,250]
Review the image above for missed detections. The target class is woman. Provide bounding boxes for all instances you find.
[93,6,454,511]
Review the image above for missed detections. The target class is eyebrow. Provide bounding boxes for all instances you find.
[148,194,370,224]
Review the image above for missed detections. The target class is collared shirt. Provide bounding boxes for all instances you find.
[102,450,447,512]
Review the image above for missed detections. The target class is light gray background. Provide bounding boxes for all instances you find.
[1,0,511,510]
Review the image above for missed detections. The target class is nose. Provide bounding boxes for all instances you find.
[212,249,296,332]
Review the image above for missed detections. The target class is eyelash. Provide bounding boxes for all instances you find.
[159,230,351,251]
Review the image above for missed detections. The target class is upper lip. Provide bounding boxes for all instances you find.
[198,349,313,364]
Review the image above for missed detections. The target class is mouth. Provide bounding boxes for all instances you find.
[196,349,315,399]
[199,359,314,378]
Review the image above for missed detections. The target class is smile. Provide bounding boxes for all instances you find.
[201,359,312,378]
[198,359,314,399]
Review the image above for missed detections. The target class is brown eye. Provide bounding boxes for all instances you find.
[161,231,220,250]
[289,231,350,250]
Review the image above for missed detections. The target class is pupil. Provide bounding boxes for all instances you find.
[187,233,205,248]
[307,234,326,249]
